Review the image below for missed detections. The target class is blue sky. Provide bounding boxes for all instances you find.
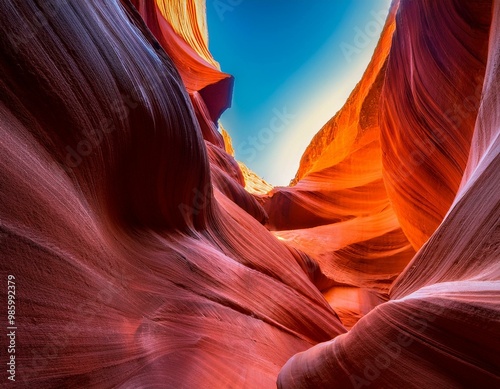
[207,0,391,186]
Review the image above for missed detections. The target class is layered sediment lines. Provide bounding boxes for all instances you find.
[278,0,500,387]
[128,0,268,223]
[380,0,492,250]
[130,0,233,124]
[1,0,499,388]
[0,1,345,387]
[263,1,416,325]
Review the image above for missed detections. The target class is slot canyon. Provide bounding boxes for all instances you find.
[0,0,499,388]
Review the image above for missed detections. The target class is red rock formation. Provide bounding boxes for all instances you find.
[238,162,274,195]
[1,0,499,387]
[263,1,416,326]
[130,0,233,125]
[379,0,492,250]
[390,0,500,298]
[128,0,269,225]
[206,142,269,223]
[0,1,345,388]
[277,0,499,387]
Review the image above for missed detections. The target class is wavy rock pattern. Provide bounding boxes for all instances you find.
[130,0,233,125]
[0,1,344,387]
[379,0,492,250]
[1,0,499,388]
[263,2,416,326]
[277,0,500,387]
[129,0,268,224]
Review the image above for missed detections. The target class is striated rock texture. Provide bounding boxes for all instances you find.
[130,0,233,125]
[238,162,274,196]
[1,0,499,388]
[0,1,345,387]
[379,0,492,250]
[277,0,500,387]
[263,1,416,326]
[128,0,269,223]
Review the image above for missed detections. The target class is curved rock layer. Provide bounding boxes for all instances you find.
[278,0,500,387]
[0,1,345,388]
[129,0,267,223]
[263,1,416,325]
[130,0,233,125]
[206,142,269,224]
[1,0,499,387]
[155,0,219,69]
[380,0,492,250]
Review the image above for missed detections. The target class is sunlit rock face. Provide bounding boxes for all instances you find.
[128,0,269,223]
[130,0,233,126]
[0,1,345,387]
[379,0,492,250]
[262,2,416,327]
[277,0,500,387]
[1,0,499,388]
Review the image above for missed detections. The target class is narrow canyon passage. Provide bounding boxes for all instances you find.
[0,1,499,388]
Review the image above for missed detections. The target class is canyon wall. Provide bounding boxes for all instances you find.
[277,0,499,387]
[0,1,344,387]
[0,0,498,388]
